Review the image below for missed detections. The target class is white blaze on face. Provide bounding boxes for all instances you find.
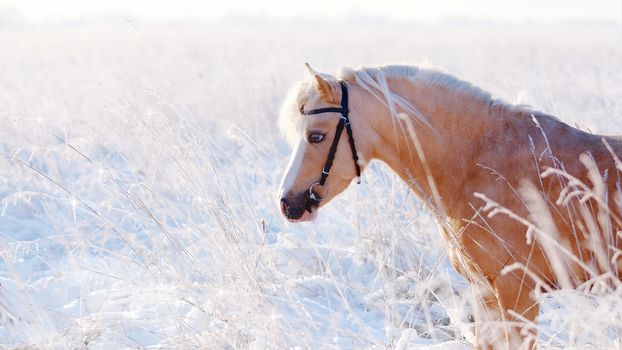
[279,138,307,197]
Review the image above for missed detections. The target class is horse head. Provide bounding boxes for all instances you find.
[277,64,371,222]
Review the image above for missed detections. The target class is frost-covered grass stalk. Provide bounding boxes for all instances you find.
[475,142,622,348]
[0,23,621,349]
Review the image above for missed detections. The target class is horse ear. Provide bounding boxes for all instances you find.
[305,63,334,102]
[305,62,317,76]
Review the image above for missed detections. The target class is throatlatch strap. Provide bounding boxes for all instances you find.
[338,81,361,183]
[344,121,361,183]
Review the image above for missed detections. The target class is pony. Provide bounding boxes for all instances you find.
[277,63,622,349]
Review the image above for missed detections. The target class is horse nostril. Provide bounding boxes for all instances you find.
[280,197,289,215]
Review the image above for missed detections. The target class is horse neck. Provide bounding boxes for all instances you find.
[362,76,500,209]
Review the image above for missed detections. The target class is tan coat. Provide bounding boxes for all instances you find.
[279,65,622,349]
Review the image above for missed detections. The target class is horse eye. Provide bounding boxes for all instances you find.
[307,133,325,144]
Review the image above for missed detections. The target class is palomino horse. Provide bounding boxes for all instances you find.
[277,64,622,349]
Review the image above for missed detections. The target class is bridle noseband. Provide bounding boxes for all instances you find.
[299,81,361,212]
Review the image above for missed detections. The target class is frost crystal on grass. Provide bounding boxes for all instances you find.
[0,23,621,349]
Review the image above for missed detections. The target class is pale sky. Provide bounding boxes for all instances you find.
[2,0,621,23]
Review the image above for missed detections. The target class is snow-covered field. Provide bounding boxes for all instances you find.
[0,22,621,349]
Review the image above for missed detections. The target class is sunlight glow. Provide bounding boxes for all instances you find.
[2,0,621,23]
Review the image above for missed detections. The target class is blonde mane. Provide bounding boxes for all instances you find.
[343,65,495,103]
[279,64,520,145]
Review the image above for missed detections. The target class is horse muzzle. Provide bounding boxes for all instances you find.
[279,189,322,222]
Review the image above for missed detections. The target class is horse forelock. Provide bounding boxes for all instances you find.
[279,72,345,146]
[278,79,312,146]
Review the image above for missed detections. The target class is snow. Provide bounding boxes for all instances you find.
[0,22,621,348]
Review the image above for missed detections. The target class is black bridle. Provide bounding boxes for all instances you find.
[299,81,361,212]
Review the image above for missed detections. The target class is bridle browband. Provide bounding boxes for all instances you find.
[299,81,361,212]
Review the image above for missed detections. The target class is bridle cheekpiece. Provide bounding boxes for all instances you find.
[299,81,361,212]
